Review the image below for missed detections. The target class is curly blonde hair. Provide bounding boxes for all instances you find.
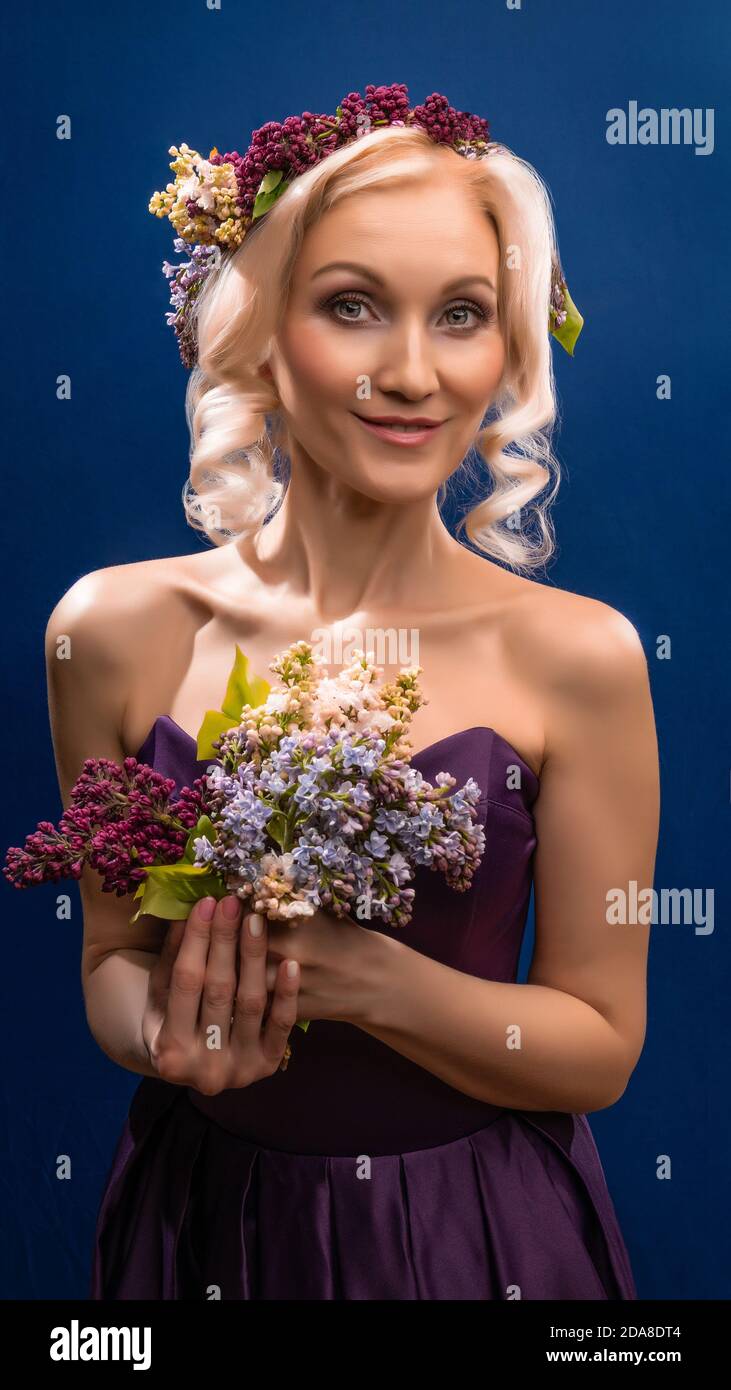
[182,124,563,570]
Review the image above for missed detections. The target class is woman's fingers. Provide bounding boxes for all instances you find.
[230,912,270,1052]
[199,896,242,1045]
[260,958,300,1068]
[146,902,300,1088]
[165,897,216,1038]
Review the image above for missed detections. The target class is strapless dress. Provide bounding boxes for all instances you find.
[90,717,637,1300]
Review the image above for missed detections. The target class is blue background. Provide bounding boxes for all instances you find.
[2,0,728,1299]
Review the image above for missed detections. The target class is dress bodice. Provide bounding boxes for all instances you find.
[135,716,540,1155]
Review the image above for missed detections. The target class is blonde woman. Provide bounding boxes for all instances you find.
[47,89,659,1300]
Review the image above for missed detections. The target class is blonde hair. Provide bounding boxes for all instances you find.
[183,124,563,570]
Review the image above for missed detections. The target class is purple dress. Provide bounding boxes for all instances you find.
[90,717,637,1300]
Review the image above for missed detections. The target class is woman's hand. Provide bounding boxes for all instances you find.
[141,895,300,1095]
[263,906,387,1027]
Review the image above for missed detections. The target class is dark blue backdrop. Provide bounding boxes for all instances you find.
[3,0,728,1299]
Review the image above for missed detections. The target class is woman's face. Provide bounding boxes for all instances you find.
[265,170,505,502]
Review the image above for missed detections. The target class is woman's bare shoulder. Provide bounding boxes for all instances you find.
[499,573,650,698]
[45,550,219,653]
[486,572,656,798]
[44,552,222,777]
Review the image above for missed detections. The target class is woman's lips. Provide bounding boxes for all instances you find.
[351,413,445,448]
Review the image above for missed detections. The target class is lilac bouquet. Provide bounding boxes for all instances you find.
[5,641,485,934]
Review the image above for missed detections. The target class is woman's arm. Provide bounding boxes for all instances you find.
[356,601,660,1113]
[83,948,161,1077]
[45,569,168,1076]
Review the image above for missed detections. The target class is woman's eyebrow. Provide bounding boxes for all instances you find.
[311,260,496,294]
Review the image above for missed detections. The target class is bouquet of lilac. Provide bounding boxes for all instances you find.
[5,641,485,935]
[192,641,485,928]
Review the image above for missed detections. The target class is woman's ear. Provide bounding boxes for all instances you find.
[257,361,281,401]
[257,360,281,411]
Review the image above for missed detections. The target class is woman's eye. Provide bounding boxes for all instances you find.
[442,301,492,330]
[326,293,373,323]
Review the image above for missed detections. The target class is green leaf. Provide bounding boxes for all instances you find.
[129,862,226,924]
[266,811,288,849]
[195,710,238,762]
[551,282,584,356]
[194,645,271,759]
[221,644,271,720]
[183,814,217,863]
[296,1019,310,1033]
[252,175,291,220]
[257,169,284,195]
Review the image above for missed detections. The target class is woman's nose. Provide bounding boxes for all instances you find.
[372,318,441,399]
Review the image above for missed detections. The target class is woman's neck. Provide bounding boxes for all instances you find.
[236,457,476,620]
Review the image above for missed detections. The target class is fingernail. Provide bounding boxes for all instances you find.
[286,960,299,978]
[222,895,241,918]
[249,913,264,937]
[199,897,215,921]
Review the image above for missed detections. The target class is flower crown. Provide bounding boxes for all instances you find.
[148,82,583,370]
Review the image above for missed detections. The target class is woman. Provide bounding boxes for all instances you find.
[46,87,659,1299]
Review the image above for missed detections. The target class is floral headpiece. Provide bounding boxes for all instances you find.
[148,83,583,369]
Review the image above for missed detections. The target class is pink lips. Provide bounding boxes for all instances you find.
[352,412,446,448]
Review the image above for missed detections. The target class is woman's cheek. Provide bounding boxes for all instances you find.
[287,318,374,403]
